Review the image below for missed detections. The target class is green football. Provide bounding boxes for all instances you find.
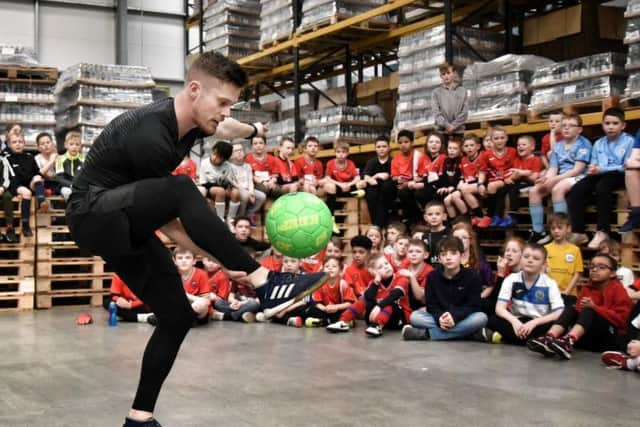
[265,192,333,258]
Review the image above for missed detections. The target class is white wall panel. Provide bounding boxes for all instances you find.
[128,14,185,80]
[0,1,35,48]
[129,0,184,15]
[39,4,116,68]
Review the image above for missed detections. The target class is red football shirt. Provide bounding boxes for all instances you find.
[300,248,326,273]
[246,153,277,173]
[370,274,411,321]
[294,156,323,179]
[325,159,358,183]
[513,154,544,173]
[110,274,144,308]
[343,262,373,298]
[479,147,517,182]
[182,268,211,296]
[260,255,283,272]
[391,151,414,179]
[273,156,299,183]
[385,253,410,271]
[541,133,563,157]
[460,154,481,182]
[208,270,231,301]
[312,279,356,305]
[172,158,197,180]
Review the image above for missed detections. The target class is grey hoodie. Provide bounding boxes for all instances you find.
[432,83,468,133]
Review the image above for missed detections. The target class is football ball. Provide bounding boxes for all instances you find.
[265,192,333,258]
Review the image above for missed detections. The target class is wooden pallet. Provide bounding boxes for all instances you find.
[36,274,111,293]
[36,225,74,245]
[35,196,67,227]
[296,14,391,36]
[0,65,58,84]
[36,242,98,262]
[36,258,109,278]
[36,289,108,309]
[0,243,35,263]
[465,113,527,131]
[0,197,36,228]
[259,32,294,50]
[528,96,620,122]
[0,278,35,311]
[0,259,34,280]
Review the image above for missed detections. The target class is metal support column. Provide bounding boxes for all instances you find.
[358,54,364,84]
[293,0,303,143]
[116,0,128,64]
[504,0,513,54]
[444,0,453,64]
[199,4,204,53]
[345,44,354,106]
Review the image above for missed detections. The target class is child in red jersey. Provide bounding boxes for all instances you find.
[475,126,517,228]
[273,136,300,193]
[494,135,544,227]
[305,256,357,327]
[541,111,563,163]
[383,221,406,255]
[528,253,633,359]
[104,274,155,324]
[295,136,324,195]
[445,134,482,220]
[173,247,212,324]
[300,247,326,273]
[213,276,262,323]
[323,141,360,230]
[399,239,433,310]
[413,132,446,211]
[325,236,344,260]
[246,135,281,199]
[385,234,410,271]
[392,129,424,225]
[270,256,310,327]
[260,246,284,272]
[343,235,373,298]
[433,138,462,201]
[202,257,232,303]
[326,253,411,337]
[365,225,384,254]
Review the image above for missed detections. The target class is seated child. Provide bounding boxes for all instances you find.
[269,256,309,327]
[55,131,84,201]
[325,236,344,260]
[399,238,433,311]
[343,235,373,298]
[34,132,59,196]
[481,243,564,345]
[433,138,462,201]
[493,135,544,227]
[304,256,356,327]
[103,274,156,325]
[234,216,270,252]
[323,141,360,231]
[528,253,633,359]
[201,257,231,303]
[272,136,300,193]
[199,140,240,226]
[402,236,486,341]
[229,142,266,220]
[173,247,212,324]
[597,239,636,292]
[172,155,205,195]
[392,129,425,225]
[482,237,525,315]
[383,221,406,255]
[620,129,640,232]
[444,133,482,220]
[5,132,46,236]
[360,136,394,227]
[294,136,324,195]
[246,135,281,199]
[385,234,410,271]
[422,201,450,267]
[601,339,640,372]
[412,132,445,210]
[326,253,411,337]
[545,213,584,300]
[260,246,284,272]
[0,154,16,242]
[365,225,384,254]
[213,276,261,323]
[541,111,564,162]
[452,222,494,292]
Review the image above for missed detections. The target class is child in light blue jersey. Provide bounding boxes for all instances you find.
[527,114,592,244]
[567,108,634,248]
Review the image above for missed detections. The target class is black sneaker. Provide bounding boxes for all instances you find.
[146,314,157,326]
[620,216,639,233]
[527,335,556,357]
[257,272,328,318]
[0,233,5,243]
[528,230,551,245]
[22,224,33,238]
[5,228,17,243]
[123,418,162,427]
[402,325,430,341]
[550,335,574,360]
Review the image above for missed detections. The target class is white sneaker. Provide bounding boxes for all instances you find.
[569,233,589,246]
[326,320,350,333]
[211,311,225,321]
[587,231,609,250]
[255,312,267,323]
[241,312,256,323]
[365,324,383,337]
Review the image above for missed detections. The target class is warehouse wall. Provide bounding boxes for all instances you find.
[0,0,185,94]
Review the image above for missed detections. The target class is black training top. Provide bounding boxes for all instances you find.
[361,157,390,179]
[71,97,204,195]
[6,151,40,188]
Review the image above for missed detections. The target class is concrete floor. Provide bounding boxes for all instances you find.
[0,309,638,427]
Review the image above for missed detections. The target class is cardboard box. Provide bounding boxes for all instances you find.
[523,5,582,46]
[599,5,625,40]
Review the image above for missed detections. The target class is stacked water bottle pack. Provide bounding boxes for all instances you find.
[54,63,155,149]
[204,0,261,59]
[299,0,389,31]
[463,54,553,122]
[260,0,295,48]
[304,105,388,146]
[624,0,640,100]
[267,118,297,149]
[529,52,627,113]
[0,44,39,66]
[395,25,503,131]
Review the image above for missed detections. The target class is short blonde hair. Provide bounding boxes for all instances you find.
[64,131,81,144]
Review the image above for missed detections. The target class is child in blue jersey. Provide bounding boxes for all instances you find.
[528,114,592,244]
[478,243,565,345]
[620,130,640,232]
[567,108,634,248]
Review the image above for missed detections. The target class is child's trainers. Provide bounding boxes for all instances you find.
[402,324,430,341]
[22,223,33,238]
[304,317,323,327]
[499,215,517,228]
[255,312,267,322]
[211,311,225,321]
[257,272,328,317]
[476,216,491,228]
[471,216,481,226]
[527,335,556,357]
[489,216,502,227]
[365,323,383,337]
[5,228,17,243]
[326,320,351,332]
[550,335,574,359]
[286,316,303,327]
[528,230,551,245]
[241,312,256,323]
[123,418,162,427]
[601,351,630,370]
[472,327,502,344]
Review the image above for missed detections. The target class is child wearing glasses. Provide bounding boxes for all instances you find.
[528,253,633,360]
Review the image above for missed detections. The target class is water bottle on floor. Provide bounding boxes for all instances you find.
[108,301,118,327]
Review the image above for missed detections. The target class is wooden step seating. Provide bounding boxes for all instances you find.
[0,277,34,311]
[622,231,640,277]
[334,197,362,239]
[35,196,110,309]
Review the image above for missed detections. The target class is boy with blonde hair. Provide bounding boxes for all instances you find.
[56,131,84,201]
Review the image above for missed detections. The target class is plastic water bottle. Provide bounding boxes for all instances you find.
[108,301,118,327]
